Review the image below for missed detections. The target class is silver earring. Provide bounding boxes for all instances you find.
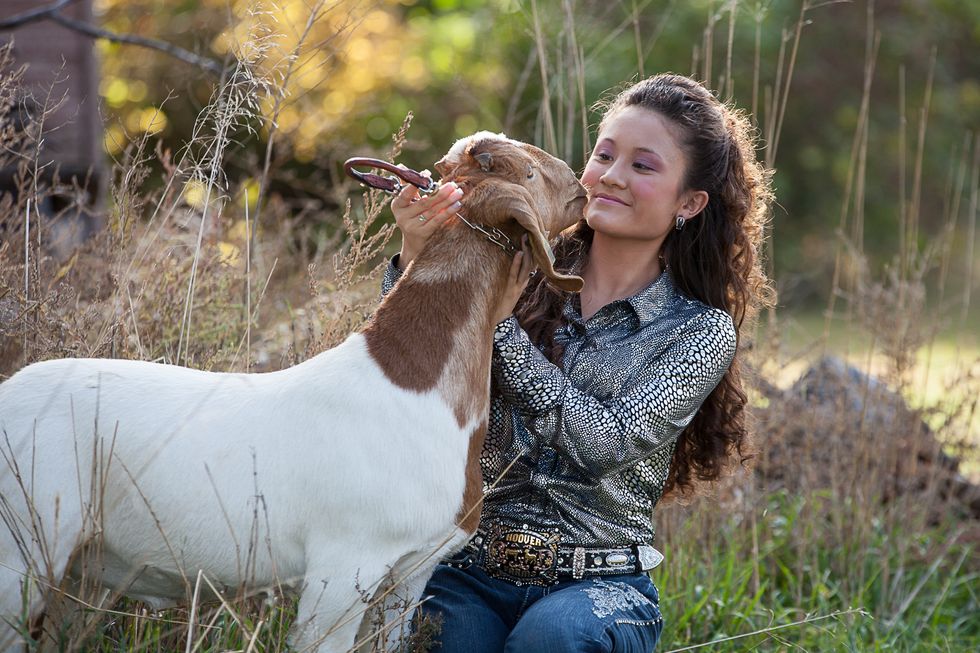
[675,215,686,230]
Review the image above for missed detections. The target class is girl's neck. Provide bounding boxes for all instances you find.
[579,234,664,318]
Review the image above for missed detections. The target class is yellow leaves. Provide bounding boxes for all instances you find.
[347,37,373,64]
[102,107,167,155]
[137,107,168,134]
[321,91,351,116]
[217,241,242,266]
[183,179,207,210]
[127,80,149,103]
[98,0,491,155]
[120,107,167,135]
[277,106,301,132]
[103,124,125,156]
[101,78,149,108]
[398,55,427,88]
[364,10,394,34]
[294,51,330,91]
[102,78,128,108]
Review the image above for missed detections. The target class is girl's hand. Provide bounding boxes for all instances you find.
[493,236,536,325]
[391,176,463,269]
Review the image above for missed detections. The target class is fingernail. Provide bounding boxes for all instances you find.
[450,201,462,211]
[452,189,463,200]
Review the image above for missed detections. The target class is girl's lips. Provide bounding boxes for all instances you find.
[594,194,628,206]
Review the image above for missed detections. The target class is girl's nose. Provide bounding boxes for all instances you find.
[599,162,627,188]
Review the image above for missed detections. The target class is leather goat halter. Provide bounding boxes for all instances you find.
[344,157,517,254]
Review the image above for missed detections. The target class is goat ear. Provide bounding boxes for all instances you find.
[465,180,584,292]
[434,156,452,178]
[474,152,493,171]
[509,207,584,292]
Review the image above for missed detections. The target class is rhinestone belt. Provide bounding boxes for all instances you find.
[448,522,665,586]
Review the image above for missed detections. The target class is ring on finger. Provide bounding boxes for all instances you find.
[418,214,427,223]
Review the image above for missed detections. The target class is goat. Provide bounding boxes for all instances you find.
[0,131,586,653]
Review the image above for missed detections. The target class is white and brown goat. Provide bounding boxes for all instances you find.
[0,132,586,653]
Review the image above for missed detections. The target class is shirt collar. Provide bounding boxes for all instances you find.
[563,266,677,333]
[626,266,677,326]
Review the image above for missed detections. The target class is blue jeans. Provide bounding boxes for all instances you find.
[419,550,663,653]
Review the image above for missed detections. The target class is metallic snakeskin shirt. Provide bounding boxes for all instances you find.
[382,258,736,547]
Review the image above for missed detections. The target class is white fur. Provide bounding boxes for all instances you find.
[0,334,472,652]
[444,130,507,163]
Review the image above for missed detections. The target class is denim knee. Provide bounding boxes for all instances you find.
[504,574,663,653]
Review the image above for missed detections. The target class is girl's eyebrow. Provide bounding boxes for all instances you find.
[596,138,667,166]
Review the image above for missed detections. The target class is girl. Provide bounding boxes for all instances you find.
[384,73,773,653]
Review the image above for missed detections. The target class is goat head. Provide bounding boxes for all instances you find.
[435,132,586,292]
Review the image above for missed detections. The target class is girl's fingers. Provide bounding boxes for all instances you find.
[509,246,534,288]
[424,183,463,217]
[509,250,524,282]
[391,186,422,227]
[391,179,465,262]
[392,184,419,209]
[517,235,535,280]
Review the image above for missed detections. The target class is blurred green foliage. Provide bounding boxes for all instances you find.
[93,0,979,308]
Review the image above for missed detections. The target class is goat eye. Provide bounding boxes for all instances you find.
[527,166,535,179]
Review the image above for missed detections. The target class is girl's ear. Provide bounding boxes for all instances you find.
[679,189,709,220]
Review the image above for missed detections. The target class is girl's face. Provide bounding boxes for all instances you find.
[581,105,706,244]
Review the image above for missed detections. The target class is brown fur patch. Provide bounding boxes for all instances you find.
[455,420,488,534]
[363,267,475,393]
[368,225,509,429]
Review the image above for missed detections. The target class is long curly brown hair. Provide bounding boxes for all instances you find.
[515,73,775,498]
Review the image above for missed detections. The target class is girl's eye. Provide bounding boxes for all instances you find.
[634,160,657,172]
[594,152,613,162]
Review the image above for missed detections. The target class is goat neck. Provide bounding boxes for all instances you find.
[363,220,515,430]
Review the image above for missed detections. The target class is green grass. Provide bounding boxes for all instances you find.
[655,492,979,652]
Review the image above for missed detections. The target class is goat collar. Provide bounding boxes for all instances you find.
[456,212,559,267]
[454,211,518,255]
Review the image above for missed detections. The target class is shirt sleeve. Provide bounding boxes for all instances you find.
[491,310,737,477]
[380,254,403,298]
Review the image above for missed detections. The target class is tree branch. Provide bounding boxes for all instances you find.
[0,0,78,30]
[0,0,225,77]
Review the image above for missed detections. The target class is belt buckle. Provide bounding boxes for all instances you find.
[485,523,560,586]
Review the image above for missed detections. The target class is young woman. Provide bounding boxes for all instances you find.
[383,73,774,652]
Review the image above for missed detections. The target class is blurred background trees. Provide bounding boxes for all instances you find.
[5,0,979,313]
